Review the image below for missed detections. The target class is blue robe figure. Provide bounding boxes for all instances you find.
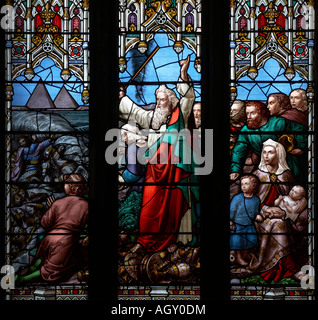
[12,136,52,182]
[122,142,146,193]
[230,193,260,251]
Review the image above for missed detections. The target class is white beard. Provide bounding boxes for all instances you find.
[151,106,171,130]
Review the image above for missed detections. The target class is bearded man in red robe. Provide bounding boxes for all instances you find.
[119,56,198,252]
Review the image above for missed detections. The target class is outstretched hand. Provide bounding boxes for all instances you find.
[265,206,285,219]
[230,172,240,181]
[47,195,56,208]
[179,55,191,81]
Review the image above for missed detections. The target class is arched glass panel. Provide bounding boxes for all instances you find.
[3,0,90,301]
[229,0,315,301]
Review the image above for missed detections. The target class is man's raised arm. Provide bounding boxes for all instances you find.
[177,55,195,125]
[119,87,153,129]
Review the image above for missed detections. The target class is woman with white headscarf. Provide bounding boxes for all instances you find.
[231,139,308,282]
[255,138,295,211]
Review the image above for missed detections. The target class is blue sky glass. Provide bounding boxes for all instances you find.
[236,58,307,101]
[119,33,201,105]
[12,57,86,106]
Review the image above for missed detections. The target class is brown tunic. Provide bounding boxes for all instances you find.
[36,196,88,283]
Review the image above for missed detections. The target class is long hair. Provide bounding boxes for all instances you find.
[289,88,308,110]
[155,85,179,110]
[268,93,291,111]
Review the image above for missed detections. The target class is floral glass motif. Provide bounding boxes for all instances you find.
[4,0,90,301]
[118,0,202,300]
[229,0,315,300]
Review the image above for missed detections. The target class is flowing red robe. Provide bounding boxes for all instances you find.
[137,106,192,252]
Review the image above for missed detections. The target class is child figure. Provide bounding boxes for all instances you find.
[267,185,307,222]
[230,174,262,266]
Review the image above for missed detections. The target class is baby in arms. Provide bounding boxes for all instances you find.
[263,185,307,222]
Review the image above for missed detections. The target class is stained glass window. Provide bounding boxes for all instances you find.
[3,0,90,301]
[1,0,316,308]
[229,0,315,300]
[117,0,202,300]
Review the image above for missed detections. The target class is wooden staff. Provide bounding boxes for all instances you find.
[123,46,160,90]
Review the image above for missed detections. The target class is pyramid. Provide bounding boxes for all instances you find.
[53,86,79,110]
[26,83,55,109]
